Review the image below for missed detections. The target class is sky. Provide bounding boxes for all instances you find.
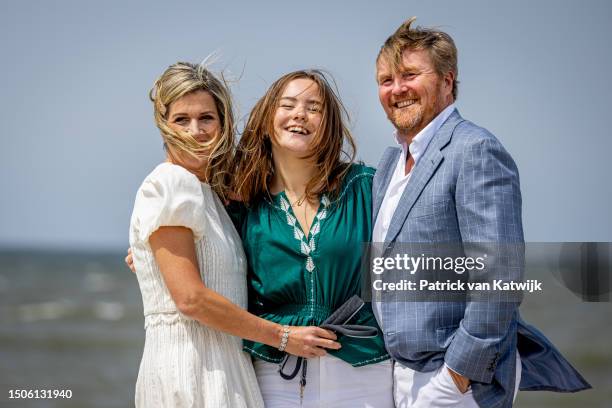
[1,0,611,250]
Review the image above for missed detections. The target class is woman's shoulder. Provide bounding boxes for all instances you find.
[346,162,375,178]
[131,162,207,243]
[133,163,207,217]
[330,162,374,204]
[145,162,201,186]
[341,162,375,189]
[137,162,205,200]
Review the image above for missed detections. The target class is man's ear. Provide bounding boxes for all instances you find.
[444,71,455,92]
[441,70,455,101]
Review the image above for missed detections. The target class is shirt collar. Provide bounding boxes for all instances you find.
[394,103,456,163]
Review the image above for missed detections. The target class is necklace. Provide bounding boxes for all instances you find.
[287,192,307,207]
[286,191,313,233]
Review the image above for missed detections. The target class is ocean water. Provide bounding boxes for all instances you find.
[0,250,610,407]
[0,250,142,408]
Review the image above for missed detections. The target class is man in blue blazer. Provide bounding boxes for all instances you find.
[372,18,590,407]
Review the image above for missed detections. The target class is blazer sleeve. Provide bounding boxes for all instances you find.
[444,131,525,384]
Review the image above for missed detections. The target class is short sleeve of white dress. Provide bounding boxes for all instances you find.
[132,163,207,244]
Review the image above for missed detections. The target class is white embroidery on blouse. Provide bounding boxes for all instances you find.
[279,194,330,272]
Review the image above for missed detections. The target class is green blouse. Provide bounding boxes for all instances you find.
[230,164,389,367]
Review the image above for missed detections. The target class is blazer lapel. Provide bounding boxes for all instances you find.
[373,147,401,225]
[383,109,463,244]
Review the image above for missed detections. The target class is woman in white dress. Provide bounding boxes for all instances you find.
[128,62,340,408]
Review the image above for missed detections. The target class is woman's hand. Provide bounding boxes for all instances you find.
[125,248,136,273]
[284,326,341,358]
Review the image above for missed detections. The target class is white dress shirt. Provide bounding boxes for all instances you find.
[373,103,456,243]
[372,103,455,325]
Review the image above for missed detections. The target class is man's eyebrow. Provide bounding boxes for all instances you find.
[377,65,421,81]
[377,73,391,81]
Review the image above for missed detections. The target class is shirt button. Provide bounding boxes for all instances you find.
[386,331,395,336]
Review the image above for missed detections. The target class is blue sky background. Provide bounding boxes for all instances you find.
[1,0,611,250]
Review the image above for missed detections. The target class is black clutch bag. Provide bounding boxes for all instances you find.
[278,295,378,385]
[319,295,378,338]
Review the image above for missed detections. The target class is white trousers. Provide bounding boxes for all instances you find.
[393,353,522,408]
[254,355,393,408]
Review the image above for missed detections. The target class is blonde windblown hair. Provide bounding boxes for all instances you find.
[149,61,235,201]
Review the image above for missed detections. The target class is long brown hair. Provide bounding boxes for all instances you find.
[150,61,235,202]
[233,70,356,206]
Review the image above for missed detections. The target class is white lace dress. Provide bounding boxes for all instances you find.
[129,162,263,408]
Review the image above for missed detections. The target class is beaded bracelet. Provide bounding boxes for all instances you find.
[278,325,290,351]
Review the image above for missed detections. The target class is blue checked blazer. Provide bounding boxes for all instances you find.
[373,109,590,407]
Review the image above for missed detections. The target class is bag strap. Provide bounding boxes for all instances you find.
[279,355,303,380]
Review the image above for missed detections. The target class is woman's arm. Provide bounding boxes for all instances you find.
[149,226,340,358]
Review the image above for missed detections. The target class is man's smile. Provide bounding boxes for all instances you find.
[393,99,417,109]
